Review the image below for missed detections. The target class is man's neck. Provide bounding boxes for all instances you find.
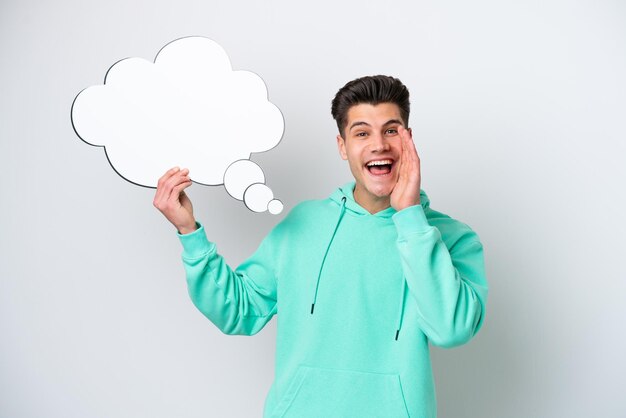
[353,187,391,215]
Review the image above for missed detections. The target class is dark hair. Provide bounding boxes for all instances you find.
[331,75,410,138]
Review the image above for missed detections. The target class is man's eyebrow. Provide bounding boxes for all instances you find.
[349,119,403,131]
[348,121,370,131]
[383,119,403,127]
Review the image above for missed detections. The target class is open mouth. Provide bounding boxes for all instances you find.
[366,159,394,176]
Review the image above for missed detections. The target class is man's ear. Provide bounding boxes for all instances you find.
[336,134,348,160]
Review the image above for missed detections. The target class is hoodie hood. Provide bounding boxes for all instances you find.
[330,181,431,217]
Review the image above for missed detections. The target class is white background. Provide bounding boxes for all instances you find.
[1,0,625,417]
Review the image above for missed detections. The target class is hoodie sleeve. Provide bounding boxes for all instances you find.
[177,223,278,336]
[392,204,488,348]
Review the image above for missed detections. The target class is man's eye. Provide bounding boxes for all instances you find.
[386,129,398,135]
[356,132,368,137]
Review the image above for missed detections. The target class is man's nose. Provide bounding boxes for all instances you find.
[370,133,390,152]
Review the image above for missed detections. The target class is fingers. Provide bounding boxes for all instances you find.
[154,167,179,204]
[156,167,181,191]
[397,127,410,179]
[153,167,196,232]
[391,127,421,210]
[153,167,191,209]
[398,127,419,172]
[170,178,193,202]
[166,168,190,201]
[158,166,181,183]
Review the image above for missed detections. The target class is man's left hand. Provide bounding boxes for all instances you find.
[390,126,421,211]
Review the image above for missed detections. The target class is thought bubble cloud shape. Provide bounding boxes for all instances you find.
[224,159,265,200]
[71,36,285,214]
[244,183,282,213]
[267,199,284,215]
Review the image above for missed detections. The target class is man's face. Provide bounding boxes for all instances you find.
[336,102,410,212]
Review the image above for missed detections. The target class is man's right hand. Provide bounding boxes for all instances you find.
[153,167,197,234]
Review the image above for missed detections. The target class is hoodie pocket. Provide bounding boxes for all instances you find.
[271,365,410,418]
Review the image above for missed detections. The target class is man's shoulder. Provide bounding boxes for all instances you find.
[279,197,335,225]
[425,206,482,249]
[263,197,336,247]
[291,197,333,213]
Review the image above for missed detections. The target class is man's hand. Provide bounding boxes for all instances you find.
[153,167,197,234]
[390,126,421,211]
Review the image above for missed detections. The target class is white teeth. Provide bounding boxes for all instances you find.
[367,160,392,167]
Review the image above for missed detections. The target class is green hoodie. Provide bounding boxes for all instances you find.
[178,182,488,418]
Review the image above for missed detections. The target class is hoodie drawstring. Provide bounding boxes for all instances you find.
[311,196,346,315]
[309,193,406,341]
[395,279,407,341]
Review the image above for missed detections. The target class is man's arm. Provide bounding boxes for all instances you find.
[390,128,488,347]
[178,224,278,335]
[393,207,488,348]
[154,167,277,335]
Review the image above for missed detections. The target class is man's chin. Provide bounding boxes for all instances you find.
[365,184,394,199]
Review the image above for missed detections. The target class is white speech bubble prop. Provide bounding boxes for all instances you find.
[224,159,265,200]
[267,199,284,215]
[71,36,284,214]
[244,183,274,213]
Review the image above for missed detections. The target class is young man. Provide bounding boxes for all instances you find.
[154,75,488,418]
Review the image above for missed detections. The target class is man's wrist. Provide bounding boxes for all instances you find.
[394,199,421,212]
[177,222,198,235]
[392,204,431,236]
